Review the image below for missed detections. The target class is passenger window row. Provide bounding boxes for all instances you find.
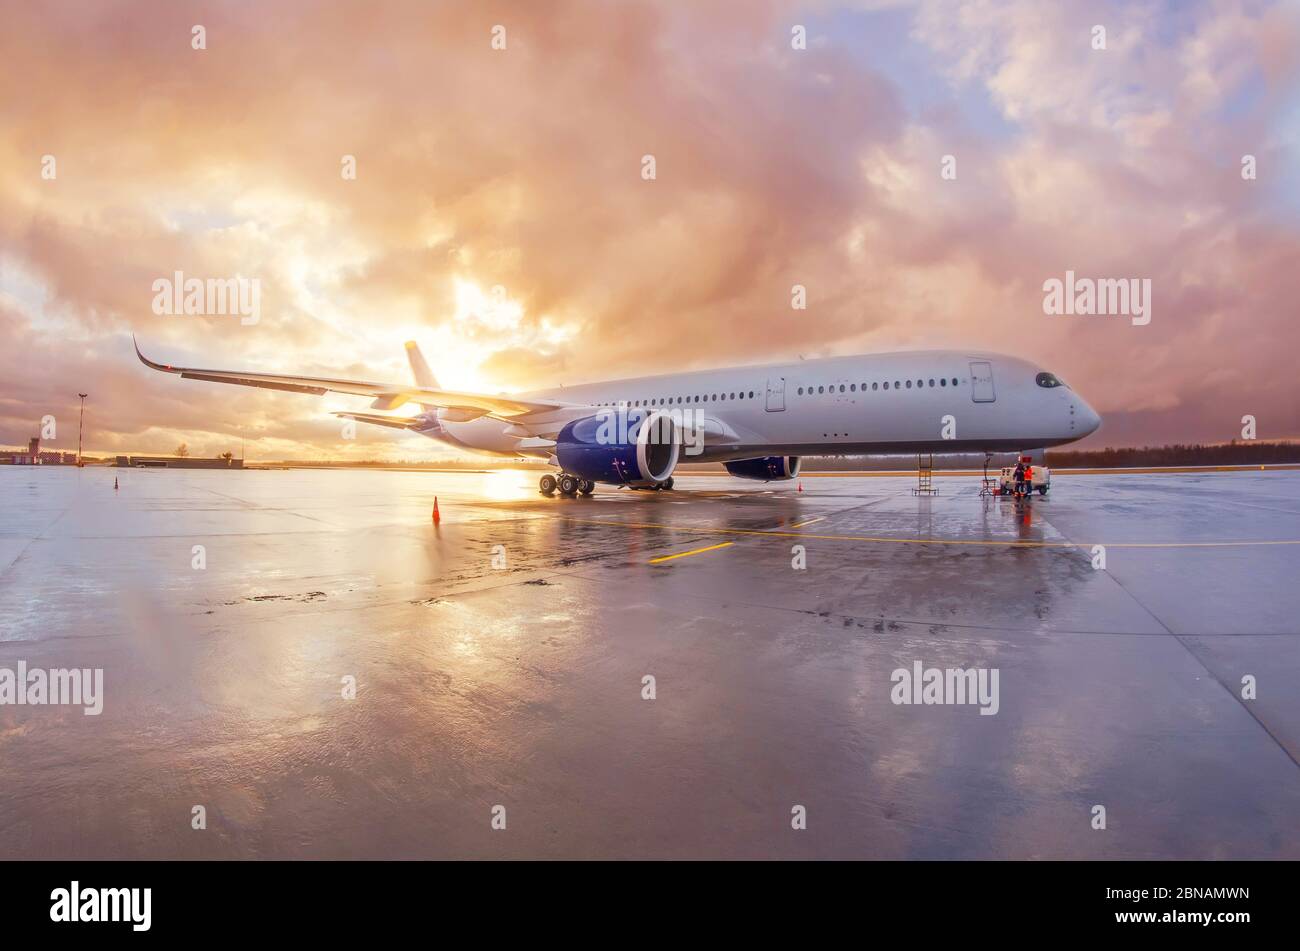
[586,374,965,407]
[594,390,757,408]
[796,377,960,396]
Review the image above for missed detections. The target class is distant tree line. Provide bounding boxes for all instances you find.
[1045,441,1300,469]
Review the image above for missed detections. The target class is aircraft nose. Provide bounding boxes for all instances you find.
[1078,400,1101,435]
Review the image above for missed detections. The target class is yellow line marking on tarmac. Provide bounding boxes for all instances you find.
[790,516,825,528]
[648,541,735,564]
[564,517,1300,550]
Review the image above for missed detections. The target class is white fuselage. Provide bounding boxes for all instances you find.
[431,350,1101,461]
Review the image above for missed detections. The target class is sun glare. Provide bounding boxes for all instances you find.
[453,278,524,333]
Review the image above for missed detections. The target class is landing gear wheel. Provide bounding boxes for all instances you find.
[558,474,580,496]
[578,479,595,496]
[662,477,674,490]
[539,474,557,496]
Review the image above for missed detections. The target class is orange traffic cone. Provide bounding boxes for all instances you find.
[432,497,441,524]
[797,480,803,493]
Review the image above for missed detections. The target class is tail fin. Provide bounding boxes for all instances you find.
[405,341,440,389]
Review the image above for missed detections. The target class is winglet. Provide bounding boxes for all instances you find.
[133,335,177,373]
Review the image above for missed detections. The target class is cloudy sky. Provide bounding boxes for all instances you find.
[2,0,1297,459]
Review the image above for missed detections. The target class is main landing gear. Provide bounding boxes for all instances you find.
[540,473,595,497]
[539,475,675,496]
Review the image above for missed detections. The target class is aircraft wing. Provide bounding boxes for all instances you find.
[133,337,567,418]
[333,411,430,431]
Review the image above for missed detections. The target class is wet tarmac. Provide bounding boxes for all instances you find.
[1,466,1297,859]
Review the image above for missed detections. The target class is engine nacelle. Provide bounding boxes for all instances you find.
[556,410,681,486]
[724,456,802,481]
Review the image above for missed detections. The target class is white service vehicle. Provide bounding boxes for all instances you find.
[999,460,1051,496]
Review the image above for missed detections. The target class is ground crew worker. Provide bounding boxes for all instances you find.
[1013,460,1028,497]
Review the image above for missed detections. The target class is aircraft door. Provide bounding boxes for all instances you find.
[969,361,995,402]
[765,376,786,412]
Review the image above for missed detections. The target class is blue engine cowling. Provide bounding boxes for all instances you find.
[556,410,681,486]
[724,456,802,481]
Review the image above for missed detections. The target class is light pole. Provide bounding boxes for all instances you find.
[77,393,87,467]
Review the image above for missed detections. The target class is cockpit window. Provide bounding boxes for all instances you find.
[1035,372,1066,388]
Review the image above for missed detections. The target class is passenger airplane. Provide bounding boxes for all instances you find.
[134,338,1100,496]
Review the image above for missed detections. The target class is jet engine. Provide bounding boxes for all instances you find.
[556,410,681,486]
[723,456,802,481]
